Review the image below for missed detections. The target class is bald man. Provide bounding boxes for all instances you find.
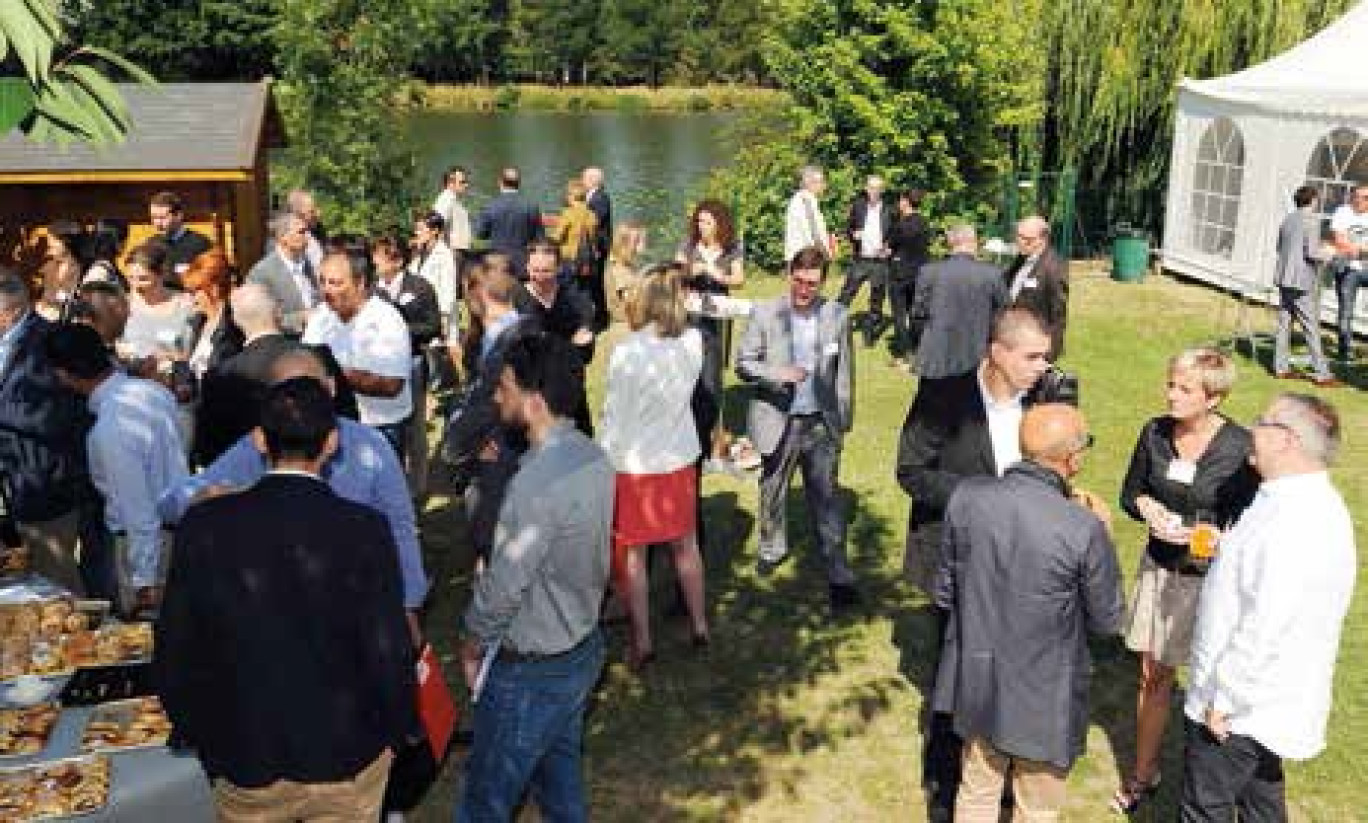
[1004,216,1069,359]
[931,404,1122,823]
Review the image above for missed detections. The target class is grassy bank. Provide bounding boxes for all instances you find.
[413,82,788,113]
[412,262,1367,820]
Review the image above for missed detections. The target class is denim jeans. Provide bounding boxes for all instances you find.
[1334,265,1368,358]
[456,630,605,823]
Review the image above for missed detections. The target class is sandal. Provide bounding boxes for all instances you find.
[1110,774,1161,815]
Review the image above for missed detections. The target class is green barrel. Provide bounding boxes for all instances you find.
[1111,229,1149,283]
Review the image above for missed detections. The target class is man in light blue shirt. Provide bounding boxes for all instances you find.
[158,347,429,621]
[46,324,187,614]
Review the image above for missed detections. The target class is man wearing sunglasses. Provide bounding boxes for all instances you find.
[1181,394,1354,821]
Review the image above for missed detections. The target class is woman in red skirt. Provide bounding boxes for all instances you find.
[599,265,708,670]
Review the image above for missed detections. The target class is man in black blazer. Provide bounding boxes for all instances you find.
[584,166,613,328]
[156,377,417,818]
[148,191,212,288]
[838,175,895,346]
[895,308,1062,821]
[913,224,1007,381]
[1003,216,1069,359]
[474,167,545,277]
[0,271,94,594]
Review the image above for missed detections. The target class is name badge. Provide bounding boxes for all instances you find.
[1023,277,1039,288]
[824,342,840,356]
[399,293,415,305]
[1166,459,1197,485]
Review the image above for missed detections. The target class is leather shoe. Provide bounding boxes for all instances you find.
[755,554,788,577]
[1310,376,1346,388]
[1274,370,1301,380]
[829,583,862,613]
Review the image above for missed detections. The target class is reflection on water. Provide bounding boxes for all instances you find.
[404,111,743,255]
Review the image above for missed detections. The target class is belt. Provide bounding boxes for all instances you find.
[497,631,597,664]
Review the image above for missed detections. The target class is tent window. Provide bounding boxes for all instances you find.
[1190,118,1244,258]
[1305,127,1368,225]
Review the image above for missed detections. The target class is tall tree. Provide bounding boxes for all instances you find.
[62,0,274,81]
[272,0,423,232]
[1024,0,1357,231]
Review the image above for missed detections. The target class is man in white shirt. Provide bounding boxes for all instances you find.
[838,175,894,346]
[432,166,472,260]
[784,166,834,264]
[1330,184,1368,361]
[303,254,413,462]
[45,323,187,617]
[1182,393,1355,821]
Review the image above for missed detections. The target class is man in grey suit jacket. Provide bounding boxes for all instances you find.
[247,212,317,335]
[933,404,1122,821]
[736,246,858,612]
[1274,186,1341,386]
[913,224,1007,380]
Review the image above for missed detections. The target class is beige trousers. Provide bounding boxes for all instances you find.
[213,749,393,823]
[956,737,1068,823]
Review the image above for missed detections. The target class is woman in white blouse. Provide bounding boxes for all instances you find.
[599,266,709,670]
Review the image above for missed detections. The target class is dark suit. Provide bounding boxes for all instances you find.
[474,190,545,275]
[154,473,418,789]
[913,254,1006,380]
[894,368,1067,809]
[186,309,245,378]
[0,313,88,522]
[933,461,1123,771]
[838,196,895,335]
[376,273,441,351]
[1003,247,1068,359]
[886,212,931,356]
[586,187,613,328]
[159,228,212,289]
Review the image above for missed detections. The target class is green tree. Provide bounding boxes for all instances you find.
[1024,0,1357,233]
[0,0,155,144]
[711,0,1039,268]
[62,0,275,81]
[272,0,423,232]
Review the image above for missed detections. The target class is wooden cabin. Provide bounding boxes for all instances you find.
[0,81,284,279]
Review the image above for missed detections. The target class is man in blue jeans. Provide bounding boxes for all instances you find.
[457,333,613,822]
[1330,184,1368,361]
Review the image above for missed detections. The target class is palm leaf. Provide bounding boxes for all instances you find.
[60,62,131,132]
[0,77,35,134]
[67,45,158,85]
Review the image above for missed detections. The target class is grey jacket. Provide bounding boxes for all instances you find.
[932,461,1123,770]
[246,251,316,334]
[736,296,853,455]
[914,254,1007,379]
[1275,209,1324,291]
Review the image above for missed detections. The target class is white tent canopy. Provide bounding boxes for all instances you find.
[1162,1,1368,334]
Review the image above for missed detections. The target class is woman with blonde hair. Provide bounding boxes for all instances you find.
[599,264,708,670]
[551,178,599,283]
[605,222,646,325]
[1111,346,1259,814]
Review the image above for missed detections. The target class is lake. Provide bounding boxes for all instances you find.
[404,110,743,254]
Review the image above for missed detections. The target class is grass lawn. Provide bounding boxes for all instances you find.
[412,262,1367,821]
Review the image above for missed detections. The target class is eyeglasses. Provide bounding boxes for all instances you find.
[1074,432,1095,453]
[1253,416,1293,434]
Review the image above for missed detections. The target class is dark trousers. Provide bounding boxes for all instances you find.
[887,269,918,357]
[1334,265,1367,359]
[924,605,962,813]
[837,258,889,323]
[1180,718,1287,822]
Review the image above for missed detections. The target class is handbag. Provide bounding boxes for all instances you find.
[383,643,460,811]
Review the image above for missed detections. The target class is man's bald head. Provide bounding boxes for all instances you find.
[1021,403,1090,476]
[230,283,280,337]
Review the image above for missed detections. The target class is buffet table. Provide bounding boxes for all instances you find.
[0,575,213,820]
[6,707,212,821]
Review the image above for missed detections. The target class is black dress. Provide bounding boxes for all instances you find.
[885,212,930,356]
[678,242,741,451]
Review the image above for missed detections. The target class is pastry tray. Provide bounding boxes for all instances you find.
[0,753,111,820]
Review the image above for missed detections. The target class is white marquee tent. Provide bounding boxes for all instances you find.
[1162,1,1368,333]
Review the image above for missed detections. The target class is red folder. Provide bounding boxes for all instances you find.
[416,643,458,759]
